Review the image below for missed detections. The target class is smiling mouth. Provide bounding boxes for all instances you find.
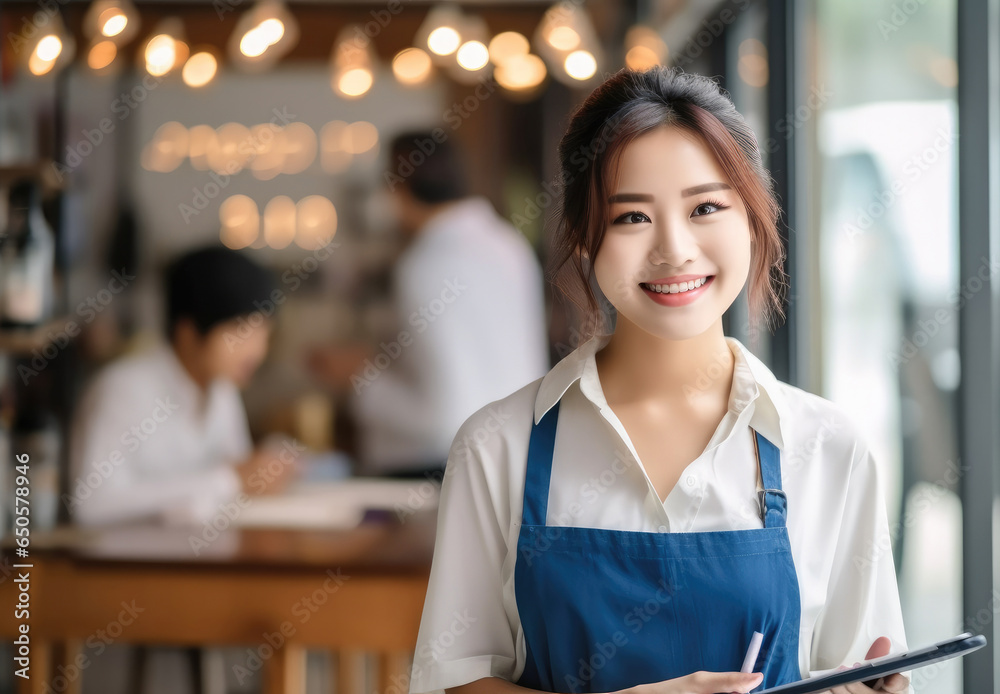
[639,276,713,294]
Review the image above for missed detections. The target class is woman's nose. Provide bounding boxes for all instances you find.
[649,217,698,268]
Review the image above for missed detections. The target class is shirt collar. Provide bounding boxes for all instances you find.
[533,334,789,450]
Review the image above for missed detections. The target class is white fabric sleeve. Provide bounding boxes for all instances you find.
[68,380,242,527]
[808,442,911,690]
[409,420,517,694]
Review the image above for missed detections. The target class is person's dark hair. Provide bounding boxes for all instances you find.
[164,245,277,338]
[549,66,787,335]
[389,131,469,204]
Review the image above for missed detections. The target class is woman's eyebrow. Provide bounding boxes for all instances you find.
[607,192,653,203]
[607,182,732,204]
[681,182,732,197]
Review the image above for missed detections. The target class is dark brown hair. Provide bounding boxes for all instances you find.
[548,66,787,335]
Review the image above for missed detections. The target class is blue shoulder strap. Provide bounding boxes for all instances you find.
[754,428,787,528]
[521,401,560,527]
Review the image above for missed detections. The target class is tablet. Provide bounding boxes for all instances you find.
[755,633,987,694]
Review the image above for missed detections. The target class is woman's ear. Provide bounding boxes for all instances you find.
[574,245,589,260]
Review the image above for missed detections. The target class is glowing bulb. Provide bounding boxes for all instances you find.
[101,12,127,37]
[338,68,373,97]
[188,125,216,170]
[456,40,489,70]
[625,45,659,71]
[88,40,117,70]
[296,196,337,249]
[145,34,177,75]
[257,18,284,44]
[264,196,297,249]
[240,28,269,57]
[220,195,260,249]
[547,26,579,51]
[427,26,460,55]
[488,31,529,65]
[495,53,546,91]
[564,50,596,80]
[182,52,217,87]
[36,35,63,62]
[392,47,432,85]
[346,121,378,155]
[28,54,56,76]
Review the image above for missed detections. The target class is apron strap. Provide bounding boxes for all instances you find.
[521,401,560,527]
[754,428,787,528]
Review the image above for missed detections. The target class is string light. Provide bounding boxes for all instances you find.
[183,50,219,87]
[87,39,118,72]
[229,0,298,71]
[494,53,547,92]
[456,40,489,70]
[534,2,602,86]
[331,25,376,99]
[428,26,461,56]
[416,4,466,65]
[564,49,596,80]
[84,1,140,44]
[142,19,186,76]
[488,31,529,66]
[624,25,667,71]
[24,12,74,77]
[392,47,433,86]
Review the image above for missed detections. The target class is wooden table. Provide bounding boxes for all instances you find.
[0,511,436,694]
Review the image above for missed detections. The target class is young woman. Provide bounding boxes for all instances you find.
[408,67,909,694]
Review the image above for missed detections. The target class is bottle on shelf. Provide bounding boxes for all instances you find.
[0,178,55,330]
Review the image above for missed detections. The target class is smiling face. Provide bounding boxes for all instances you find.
[592,124,753,341]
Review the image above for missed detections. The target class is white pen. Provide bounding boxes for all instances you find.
[741,631,764,673]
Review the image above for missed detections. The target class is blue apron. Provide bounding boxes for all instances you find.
[514,401,803,693]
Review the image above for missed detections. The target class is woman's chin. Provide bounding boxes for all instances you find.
[616,308,720,342]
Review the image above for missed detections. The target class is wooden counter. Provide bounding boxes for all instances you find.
[0,510,437,694]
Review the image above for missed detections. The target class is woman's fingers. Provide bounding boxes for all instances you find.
[681,669,763,693]
[877,673,910,693]
[865,637,893,661]
[835,673,909,694]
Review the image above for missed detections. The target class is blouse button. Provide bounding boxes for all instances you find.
[658,524,668,533]
[686,475,696,487]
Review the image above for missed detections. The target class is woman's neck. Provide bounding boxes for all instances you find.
[595,316,734,408]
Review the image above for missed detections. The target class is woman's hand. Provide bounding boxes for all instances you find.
[625,670,763,694]
[820,636,910,693]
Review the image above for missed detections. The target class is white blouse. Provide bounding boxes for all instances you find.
[69,342,251,526]
[408,334,909,694]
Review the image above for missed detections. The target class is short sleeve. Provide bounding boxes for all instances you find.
[409,425,517,694]
[809,442,911,690]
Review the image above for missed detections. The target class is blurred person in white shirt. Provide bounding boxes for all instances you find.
[309,131,549,479]
[69,245,297,527]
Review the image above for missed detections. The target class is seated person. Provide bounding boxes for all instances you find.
[68,245,295,526]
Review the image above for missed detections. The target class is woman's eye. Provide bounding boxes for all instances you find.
[692,199,729,217]
[613,211,650,224]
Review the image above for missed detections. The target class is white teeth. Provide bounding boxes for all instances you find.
[644,277,709,294]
